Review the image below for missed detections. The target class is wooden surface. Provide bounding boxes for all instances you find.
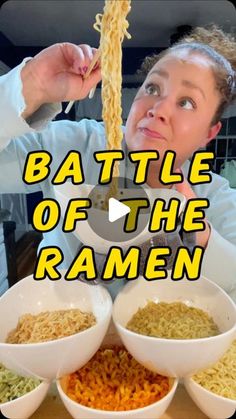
[31,383,208,419]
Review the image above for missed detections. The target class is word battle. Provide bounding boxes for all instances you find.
[22,150,215,281]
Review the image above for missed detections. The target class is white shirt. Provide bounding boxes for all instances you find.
[1,60,236,301]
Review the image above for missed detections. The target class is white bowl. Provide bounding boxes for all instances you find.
[54,182,186,253]
[57,374,178,419]
[0,380,50,419]
[184,377,236,419]
[112,275,236,377]
[0,270,112,380]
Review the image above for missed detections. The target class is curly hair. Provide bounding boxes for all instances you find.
[139,25,236,125]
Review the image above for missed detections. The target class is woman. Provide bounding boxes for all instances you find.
[0,26,236,299]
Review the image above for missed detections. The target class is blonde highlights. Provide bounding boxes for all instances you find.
[139,25,236,124]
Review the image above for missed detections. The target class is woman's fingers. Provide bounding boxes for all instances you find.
[175,169,211,248]
[175,177,196,200]
[174,168,195,199]
[75,44,95,75]
[57,43,101,100]
[22,42,101,109]
[69,44,100,75]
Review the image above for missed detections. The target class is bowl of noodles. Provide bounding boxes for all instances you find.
[112,274,236,378]
[184,339,236,419]
[54,181,186,254]
[56,345,178,419]
[0,270,112,380]
[0,364,50,419]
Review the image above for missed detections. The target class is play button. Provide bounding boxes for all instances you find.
[108,198,131,222]
[87,177,150,243]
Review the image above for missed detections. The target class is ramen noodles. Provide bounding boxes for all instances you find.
[126,301,220,339]
[193,339,236,399]
[94,0,131,207]
[0,364,41,403]
[66,346,170,411]
[6,308,96,344]
[94,0,131,154]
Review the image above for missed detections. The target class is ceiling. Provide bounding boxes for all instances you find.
[0,0,235,47]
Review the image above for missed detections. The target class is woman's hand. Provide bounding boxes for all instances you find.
[175,174,211,249]
[21,43,101,118]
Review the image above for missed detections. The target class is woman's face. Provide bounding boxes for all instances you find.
[125,51,222,170]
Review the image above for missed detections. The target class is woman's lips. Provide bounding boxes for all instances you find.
[138,127,166,140]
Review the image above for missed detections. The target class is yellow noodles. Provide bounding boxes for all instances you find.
[193,339,236,399]
[0,364,41,403]
[126,301,220,339]
[66,346,170,411]
[94,0,131,205]
[94,0,131,155]
[6,309,96,344]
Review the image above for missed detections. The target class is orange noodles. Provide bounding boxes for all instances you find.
[66,346,170,411]
[94,0,131,204]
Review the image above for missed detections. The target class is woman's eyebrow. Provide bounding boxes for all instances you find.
[182,80,206,100]
[148,69,206,100]
[149,69,169,78]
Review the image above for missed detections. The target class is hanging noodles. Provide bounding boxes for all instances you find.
[93,0,131,206]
